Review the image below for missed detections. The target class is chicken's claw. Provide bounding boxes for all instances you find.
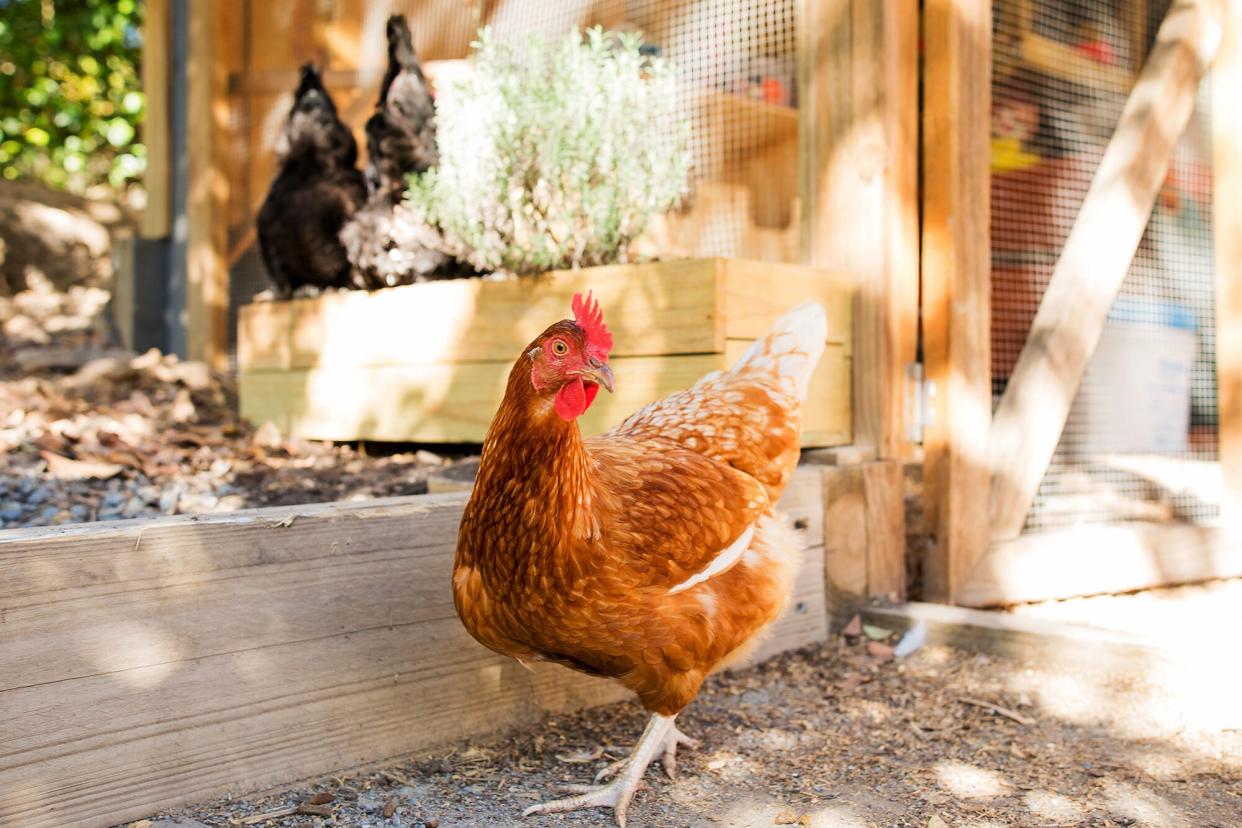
[524,713,681,827]
[594,723,698,783]
[525,778,638,827]
[661,725,700,781]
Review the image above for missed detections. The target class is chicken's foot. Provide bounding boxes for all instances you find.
[523,713,677,827]
[595,721,698,782]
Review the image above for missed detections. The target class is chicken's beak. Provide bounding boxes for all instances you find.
[582,358,615,393]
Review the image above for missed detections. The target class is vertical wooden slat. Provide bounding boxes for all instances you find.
[798,0,920,459]
[140,0,171,239]
[987,0,1225,541]
[920,0,992,603]
[1216,0,1242,525]
[863,460,906,601]
[185,1,233,369]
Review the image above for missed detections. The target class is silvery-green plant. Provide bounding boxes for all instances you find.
[407,27,690,275]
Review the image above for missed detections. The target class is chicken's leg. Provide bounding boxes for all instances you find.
[523,713,678,827]
[595,721,698,782]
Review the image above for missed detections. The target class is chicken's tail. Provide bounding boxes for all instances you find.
[729,302,827,403]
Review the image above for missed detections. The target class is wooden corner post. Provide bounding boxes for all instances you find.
[185,2,232,370]
[141,0,171,240]
[920,0,993,603]
[798,0,920,460]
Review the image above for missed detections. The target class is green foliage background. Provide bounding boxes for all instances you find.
[0,0,146,194]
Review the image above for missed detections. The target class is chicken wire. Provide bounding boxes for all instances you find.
[225,0,801,358]
[991,0,1219,534]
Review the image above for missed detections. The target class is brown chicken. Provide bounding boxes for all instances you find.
[453,294,827,825]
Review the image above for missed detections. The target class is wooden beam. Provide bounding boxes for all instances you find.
[862,601,1177,675]
[821,461,906,606]
[1216,0,1242,528]
[184,2,231,370]
[987,0,1226,541]
[0,470,827,828]
[920,0,992,603]
[863,460,906,601]
[140,0,171,239]
[798,0,919,459]
[956,522,1242,607]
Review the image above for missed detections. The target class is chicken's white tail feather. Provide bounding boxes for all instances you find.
[730,302,828,402]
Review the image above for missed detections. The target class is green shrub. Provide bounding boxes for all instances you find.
[409,27,690,275]
[0,0,146,194]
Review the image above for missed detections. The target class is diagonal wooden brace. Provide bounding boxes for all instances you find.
[988,0,1225,541]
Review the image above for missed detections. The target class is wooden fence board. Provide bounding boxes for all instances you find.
[919,0,993,602]
[0,470,827,828]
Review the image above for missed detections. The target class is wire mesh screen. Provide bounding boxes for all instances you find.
[991,0,1219,534]
[224,0,802,357]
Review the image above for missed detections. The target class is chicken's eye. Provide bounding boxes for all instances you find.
[551,339,569,357]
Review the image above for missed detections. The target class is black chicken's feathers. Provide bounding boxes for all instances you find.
[364,15,438,195]
[344,16,445,289]
[257,64,366,296]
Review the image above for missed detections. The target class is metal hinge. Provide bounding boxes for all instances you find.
[904,362,936,444]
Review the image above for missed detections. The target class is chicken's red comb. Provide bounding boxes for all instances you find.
[571,291,613,358]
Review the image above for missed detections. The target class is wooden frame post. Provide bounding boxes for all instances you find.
[798,0,920,461]
[1216,0,1242,527]
[140,0,171,240]
[920,0,993,603]
[185,2,232,369]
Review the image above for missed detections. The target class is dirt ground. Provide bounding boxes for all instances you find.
[138,634,1241,828]
[0,180,474,530]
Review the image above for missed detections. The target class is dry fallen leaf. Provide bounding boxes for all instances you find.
[862,624,893,641]
[171,388,197,423]
[774,808,800,825]
[383,796,397,818]
[307,792,334,805]
[457,746,490,763]
[838,671,871,692]
[866,641,895,659]
[40,450,123,481]
[928,816,949,828]
[556,746,603,764]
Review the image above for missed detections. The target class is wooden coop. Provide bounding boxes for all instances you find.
[3,1,1240,826]
[142,0,1242,630]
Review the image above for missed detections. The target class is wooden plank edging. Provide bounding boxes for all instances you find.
[0,469,827,828]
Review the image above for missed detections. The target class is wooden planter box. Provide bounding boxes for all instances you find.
[238,259,853,445]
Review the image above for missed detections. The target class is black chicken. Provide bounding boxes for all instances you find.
[341,14,447,289]
[257,64,366,297]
